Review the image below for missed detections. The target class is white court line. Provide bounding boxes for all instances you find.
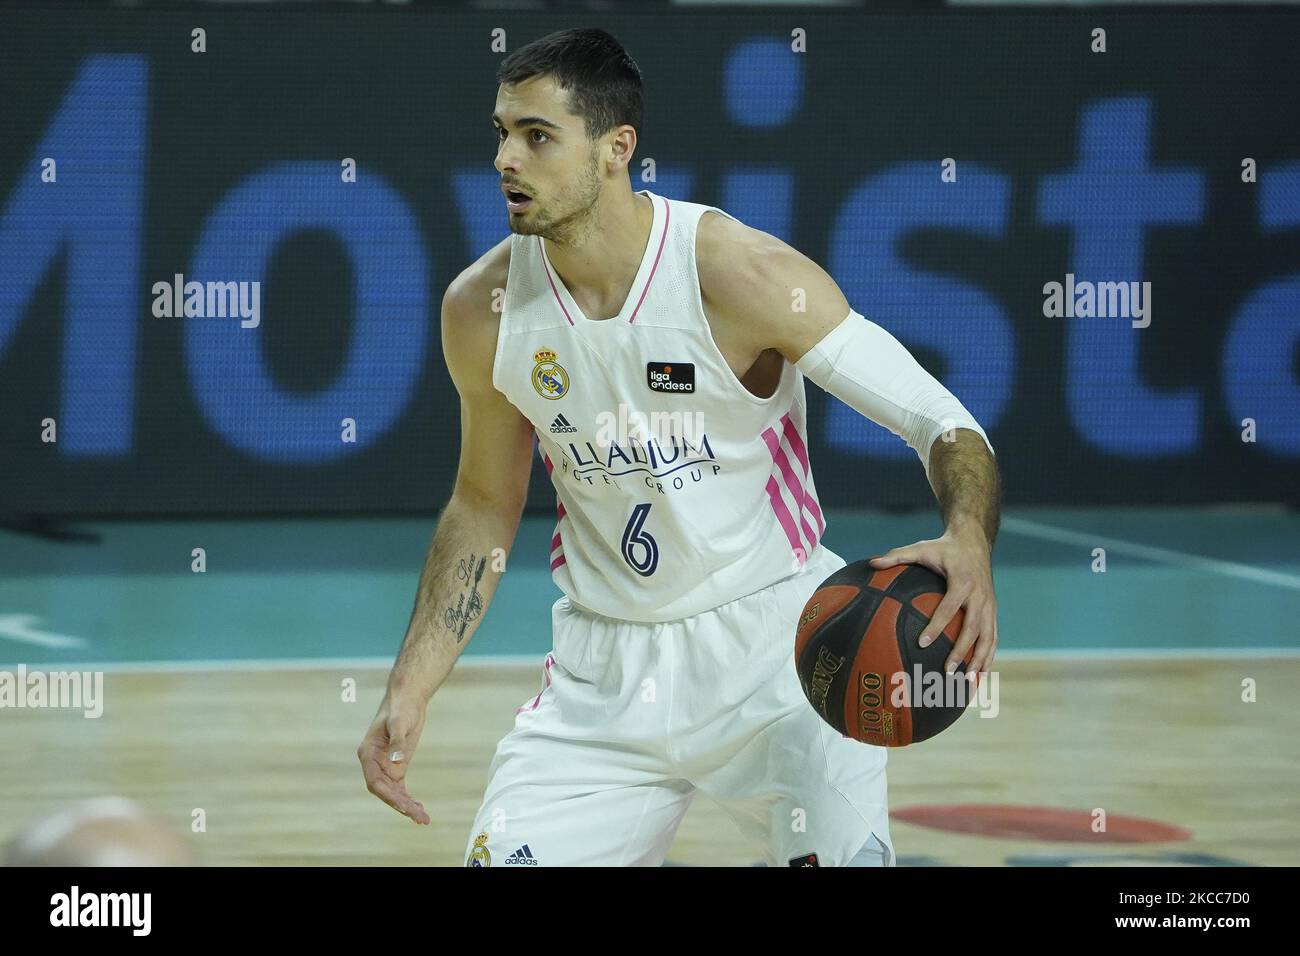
[0,614,87,650]
[1001,516,1300,592]
[0,655,541,674]
[4,647,1299,675]
[987,647,1300,660]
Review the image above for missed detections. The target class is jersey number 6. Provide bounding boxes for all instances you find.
[620,503,659,577]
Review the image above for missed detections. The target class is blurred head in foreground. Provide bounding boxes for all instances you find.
[3,796,195,866]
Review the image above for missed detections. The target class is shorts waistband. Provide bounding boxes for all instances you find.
[560,544,845,626]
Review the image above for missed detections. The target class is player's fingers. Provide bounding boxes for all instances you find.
[357,734,391,777]
[945,600,983,674]
[962,603,993,673]
[362,756,402,806]
[385,724,415,780]
[374,780,427,824]
[965,609,996,676]
[978,638,997,679]
[974,608,999,674]
[402,794,431,826]
[918,585,967,650]
[364,759,430,824]
[381,728,432,824]
[868,544,919,568]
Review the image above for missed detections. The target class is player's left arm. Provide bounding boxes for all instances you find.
[698,214,1000,677]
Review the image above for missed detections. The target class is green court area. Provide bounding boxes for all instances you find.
[1,506,1297,667]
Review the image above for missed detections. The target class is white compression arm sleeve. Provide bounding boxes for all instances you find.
[794,309,994,478]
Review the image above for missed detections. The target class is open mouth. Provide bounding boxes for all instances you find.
[501,187,533,209]
[505,187,534,212]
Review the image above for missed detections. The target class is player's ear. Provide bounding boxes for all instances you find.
[607,125,637,170]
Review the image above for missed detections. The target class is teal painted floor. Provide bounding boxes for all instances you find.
[1,506,1297,667]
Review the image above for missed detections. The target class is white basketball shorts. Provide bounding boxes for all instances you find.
[463,543,894,867]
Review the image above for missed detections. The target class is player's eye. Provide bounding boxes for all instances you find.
[495,127,548,145]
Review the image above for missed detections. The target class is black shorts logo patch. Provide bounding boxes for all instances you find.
[646,361,695,394]
[789,853,820,867]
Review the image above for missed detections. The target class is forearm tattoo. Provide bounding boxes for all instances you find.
[444,552,488,643]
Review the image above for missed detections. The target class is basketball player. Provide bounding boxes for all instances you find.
[359,28,1000,867]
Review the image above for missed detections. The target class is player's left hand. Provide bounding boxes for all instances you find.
[867,523,997,678]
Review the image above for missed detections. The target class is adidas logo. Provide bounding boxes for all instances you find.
[549,414,578,434]
[504,844,539,865]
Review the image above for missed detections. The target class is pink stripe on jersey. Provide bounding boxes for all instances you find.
[780,413,824,534]
[781,413,810,474]
[761,413,826,557]
[516,653,556,714]
[628,197,670,325]
[536,195,666,326]
[765,475,807,565]
[542,452,567,566]
[537,239,576,326]
[760,426,817,549]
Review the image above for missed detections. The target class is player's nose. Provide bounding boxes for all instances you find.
[494,144,523,175]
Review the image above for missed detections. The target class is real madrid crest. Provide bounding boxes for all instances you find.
[531,347,569,401]
[467,830,491,867]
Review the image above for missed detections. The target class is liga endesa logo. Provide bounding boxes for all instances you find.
[50,886,151,936]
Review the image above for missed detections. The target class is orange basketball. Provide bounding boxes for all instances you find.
[794,560,979,747]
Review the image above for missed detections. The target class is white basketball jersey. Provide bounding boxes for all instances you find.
[492,189,828,622]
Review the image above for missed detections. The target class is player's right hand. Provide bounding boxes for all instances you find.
[358,693,432,825]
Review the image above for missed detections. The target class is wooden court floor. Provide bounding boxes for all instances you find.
[2,657,1296,866]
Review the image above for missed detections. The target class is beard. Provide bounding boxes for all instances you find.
[507,146,602,244]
